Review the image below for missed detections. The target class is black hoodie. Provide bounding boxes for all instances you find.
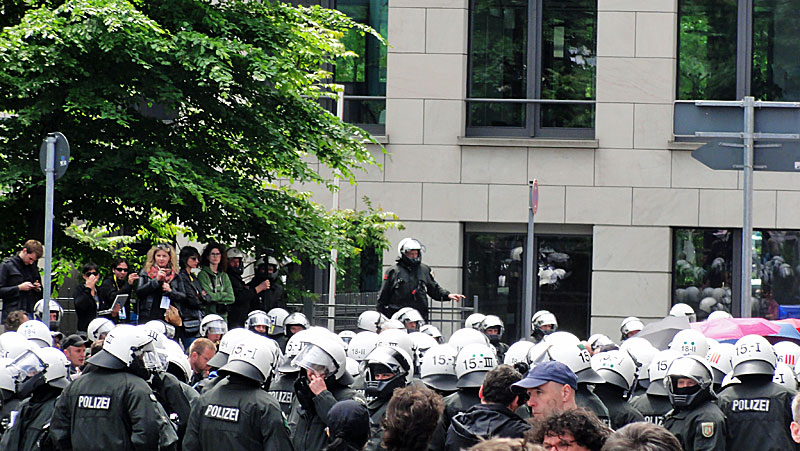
[444,403,531,451]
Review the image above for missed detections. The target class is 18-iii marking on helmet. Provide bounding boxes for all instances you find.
[204,404,240,422]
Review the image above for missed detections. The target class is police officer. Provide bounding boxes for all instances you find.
[530,310,558,343]
[270,330,310,416]
[590,349,645,429]
[377,238,464,321]
[717,334,797,450]
[663,355,727,451]
[249,256,286,312]
[1,347,69,450]
[288,329,356,451]
[362,345,414,451]
[390,307,425,333]
[620,316,644,342]
[479,315,509,362]
[226,247,256,329]
[50,324,176,450]
[183,334,293,451]
[246,310,271,336]
[630,349,681,427]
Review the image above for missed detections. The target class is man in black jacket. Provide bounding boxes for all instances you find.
[445,365,531,450]
[377,238,463,321]
[0,240,42,321]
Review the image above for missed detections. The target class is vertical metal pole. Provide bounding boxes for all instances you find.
[328,88,345,330]
[523,181,535,339]
[741,97,755,318]
[42,135,56,324]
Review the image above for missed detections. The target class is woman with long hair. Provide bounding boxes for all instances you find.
[176,246,209,348]
[136,243,184,324]
[197,243,235,321]
[73,262,101,334]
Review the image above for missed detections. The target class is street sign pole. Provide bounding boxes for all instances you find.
[741,97,755,317]
[42,135,57,323]
[523,180,538,339]
[328,87,345,330]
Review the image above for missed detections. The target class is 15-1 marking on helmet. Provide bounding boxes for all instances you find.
[701,422,714,438]
[78,395,111,410]
[204,404,240,422]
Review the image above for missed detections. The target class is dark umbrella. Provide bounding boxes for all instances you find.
[635,316,690,350]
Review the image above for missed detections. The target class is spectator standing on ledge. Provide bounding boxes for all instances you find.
[0,240,42,321]
[378,238,464,322]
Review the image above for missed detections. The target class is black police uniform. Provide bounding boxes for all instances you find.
[576,385,611,428]
[377,258,450,321]
[445,403,531,451]
[183,375,294,451]
[289,380,356,451]
[151,372,199,444]
[629,392,673,427]
[0,254,41,318]
[664,401,727,451]
[365,397,391,451]
[717,375,798,451]
[50,367,166,451]
[0,395,21,436]
[428,388,482,451]
[0,385,60,451]
[269,372,298,417]
[226,266,256,329]
[592,383,645,430]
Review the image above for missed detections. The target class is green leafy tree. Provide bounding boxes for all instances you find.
[0,0,389,270]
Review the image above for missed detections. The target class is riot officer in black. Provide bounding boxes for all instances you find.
[663,355,726,451]
[717,335,797,451]
[377,238,464,322]
[630,349,680,427]
[362,346,414,451]
[183,334,293,451]
[50,324,175,451]
[0,347,69,451]
[249,256,286,312]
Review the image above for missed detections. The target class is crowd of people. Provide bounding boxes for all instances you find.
[1,239,800,450]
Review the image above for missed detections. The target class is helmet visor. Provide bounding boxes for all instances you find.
[206,320,228,336]
[7,350,45,383]
[291,344,337,377]
[248,312,270,328]
[135,342,166,372]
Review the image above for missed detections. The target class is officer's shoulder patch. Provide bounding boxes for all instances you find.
[701,422,714,438]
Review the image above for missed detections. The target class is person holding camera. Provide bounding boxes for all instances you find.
[198,243,235,323]
[97,257,138,324]
[136,243,184,324]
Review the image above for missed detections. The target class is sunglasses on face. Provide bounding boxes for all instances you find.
[85,271,99,277]
[114,267,129,272]
[209,252,221,256]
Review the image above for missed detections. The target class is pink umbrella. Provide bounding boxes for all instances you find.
[690,317,782,340]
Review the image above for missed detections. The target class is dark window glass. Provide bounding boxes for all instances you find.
[464,232,591,343]
[677,1,737,100]
[468,0,528,128]
[752,230,800,319]
[752,0,800,101]
[335,0,388,127]
[539,0,596,128]
[672,229,734,320]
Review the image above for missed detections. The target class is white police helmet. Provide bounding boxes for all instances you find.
[587,334,617,353]
[773,363,798,391]
[409,332,438,364]
[705,343,735,386]
[357,311,388,333]
[199,314,228,338]
[207,328,256,368]
[773,341,800,368]
[732,334,777,377]
[707,310,733,321]
[547,344,603,384]
[621,337,658,381]
[0,358,14,393]
[531,310,558,332]
[164,338,192,383]
[346,357,360,378]
[36,346,71,388]
[543,331,581,347]
[620,317,644,341]
[219,335,278,384]
[266,308,290,335]
[503,341,535,366]
[464,313,486,330]
[226,247,245,260]
[33,300,63,330]
[420,324,445,344]
[278,329,312,373]
[89,324,162,371]
[379,319,405,332]
[292,329,350,383]
[18,320,53,347]
[397,238,424,263]
[669,329,709,357]
[377,329,415,359]
[391,308,425,332]
[669,303,697,322]
[455,343,498,389]
[647,349,682,396]
[0,331,37,360]
[363,345,414,399]
[592,349,637,391]
[87,318,116,342]
[420,343,458,392]
[479,315,505,337]
[144,320,175,340]
[284,312,310,332]
[448,328,490,353]
[346,331,380,362]
[665,355,714,408]
[338,330,357,347]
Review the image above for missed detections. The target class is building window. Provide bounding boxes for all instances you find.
[678,0,800,101]
[672,229,735,321]
[464,231,592,342]
[751,230,800,319]
[290,0,387,134]
[466,0,596,138]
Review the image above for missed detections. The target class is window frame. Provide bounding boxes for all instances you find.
[465,0,596,139]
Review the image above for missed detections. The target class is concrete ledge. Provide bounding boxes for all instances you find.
[457,137,599,148]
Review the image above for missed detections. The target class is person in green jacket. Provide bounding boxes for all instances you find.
[197,243,235,322]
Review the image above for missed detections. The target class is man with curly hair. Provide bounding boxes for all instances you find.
[527,409,611,451]
[382,385,444,451]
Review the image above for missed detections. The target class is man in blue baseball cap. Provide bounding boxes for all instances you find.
[512,361,578,418]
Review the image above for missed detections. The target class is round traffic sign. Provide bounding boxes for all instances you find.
[39,132,70,180]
